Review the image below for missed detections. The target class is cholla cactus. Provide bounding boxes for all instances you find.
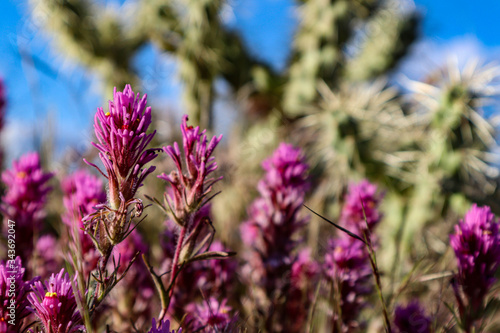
[28,269,83,333]
[30,0,145,92]
[177,0,223,128]
[450,204,500,330]
[84,84,158,260]
[393,301,431,333]
[283,0,416,115]
[0,257,39,330]
[0,152,53,261]
[401,61,500,252]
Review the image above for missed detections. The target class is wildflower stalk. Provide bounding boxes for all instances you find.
[148,115,228,321]
[83,84,158,317]
[312,180,390,331]
[449,204,500,332]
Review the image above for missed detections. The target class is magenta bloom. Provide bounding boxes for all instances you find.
[185,298,236,333]
[33,234,62,280]
[84,85,158,257]
[62,170,106,226]
[28,269,82,333]
[240,143,311,332]
[393,301,431,333]
[193,241,237,294]
[340,180,383,237]
[0,152,53,261]
[0,257,39,329]
[240,143,309,288]
[158,115,222,225]
[324,236,372,330]
[450,204,500,325]
[149,319,181,333]
[290,248,319,291]
[88,85,158,208]
[62,170,106,273]
[287,248,319,332]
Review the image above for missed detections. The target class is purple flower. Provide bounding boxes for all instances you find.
[393,301,431,333]
[148,318,181,333]
[0,257,39,329]
[290,248,319,291]
[185,298,236,333]
[450,204,500,325]
[340,180,383,237]
[88,84,158,208]
[156,115,225,316]
[33,234,62,280]
[192,241,237,294]
[324,236,372,330]
[0,152,53,261]
[62,170,106,226]
[28,269,82,333]
[158,115,222,225]
[62,170,106,274]
[84,85,158,257]
[287,248,319,332]
[240,143,311,332]
[240,143,309,288]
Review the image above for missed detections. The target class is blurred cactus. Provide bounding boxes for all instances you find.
[31,0,146,93]
[283,0,417,115]
[400,61,500,253]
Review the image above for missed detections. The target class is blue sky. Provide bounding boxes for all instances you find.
[1,0,500,164]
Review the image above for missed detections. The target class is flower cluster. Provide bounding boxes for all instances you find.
[184,298,236,332]
[0,257,39,329]
[156,115,226,318]
[62,170,106,274]
[33,235,62,280]
[240,143,310,287]
[393,301,431,333]
[340,180,383,238]
[28,269,82,333]
[324,237,372,330]
[286,248,319,332]
[85,85,158,257]
[240,143,312,332]
[158,114,222,226]
[0,152,53,261]
[323,180,383,331]
[450,204,500,327]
